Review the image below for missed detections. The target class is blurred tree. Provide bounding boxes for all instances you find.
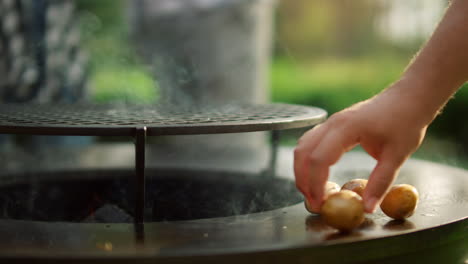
[75,0,125,31]
[276,0,383,58]
[74,0,157,103]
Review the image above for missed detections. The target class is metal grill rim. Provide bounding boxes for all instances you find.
[0,103,327,136]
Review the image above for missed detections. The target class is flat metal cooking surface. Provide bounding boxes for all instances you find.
[0,152,465,263]
[0,103,326,136]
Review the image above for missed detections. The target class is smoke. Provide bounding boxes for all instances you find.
[0,0,279,224]
[129,0,273,107]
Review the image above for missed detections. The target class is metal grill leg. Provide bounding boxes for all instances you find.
[135,127,147,224]
[263,130,280,177]
[270,130,280,176]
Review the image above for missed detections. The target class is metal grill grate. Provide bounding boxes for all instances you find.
[0,103,326,136]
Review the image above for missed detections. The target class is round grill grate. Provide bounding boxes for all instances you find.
[0,103,326,136]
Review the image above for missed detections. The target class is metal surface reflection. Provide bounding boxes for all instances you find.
[0,148,464,263]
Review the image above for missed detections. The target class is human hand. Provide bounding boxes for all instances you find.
[294,80,431,213]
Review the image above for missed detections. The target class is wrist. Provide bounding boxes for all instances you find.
[384,76,444,126]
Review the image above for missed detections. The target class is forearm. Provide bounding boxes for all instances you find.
[396,0,468,124]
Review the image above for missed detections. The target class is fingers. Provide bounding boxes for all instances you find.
[294,126,358,212]
[363,152,403,213]
[294,125,327,195]
[295,117,406,215]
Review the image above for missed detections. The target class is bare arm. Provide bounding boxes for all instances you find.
[401,0,468,124]
[294,0,468,213]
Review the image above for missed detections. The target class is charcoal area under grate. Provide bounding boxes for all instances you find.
[0,169,302,222]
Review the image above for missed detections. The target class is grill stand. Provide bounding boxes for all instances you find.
[134,127,280,224]
[0,103,327,246]
[134,127,147,224]
[269,130,280,177]
[261,130,280,177]
[134,127,281,243]
[134,127,147,244]
[132,127,280,243]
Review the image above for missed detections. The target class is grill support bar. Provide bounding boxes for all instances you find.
[134,127,147,225]
[261,130,280,177]
[269,130,280,177]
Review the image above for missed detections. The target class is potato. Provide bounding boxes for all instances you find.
[325,181,341,195]
[341,179,368,197]
[380,184,419,220]
[304,181,340,214]
[321,190,365,232]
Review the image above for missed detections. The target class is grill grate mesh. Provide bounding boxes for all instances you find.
[0,103,326,136]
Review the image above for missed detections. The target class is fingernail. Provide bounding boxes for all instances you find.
[310,198,323,212]
[305,197,321,213]
[365,197,379,213]
[311,203,321,213]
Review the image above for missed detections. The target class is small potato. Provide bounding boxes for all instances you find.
[341,179,368,197]
[380,184,419,220]
[304,181,340,214]
[325,181,341,195]
[321,190,365,232]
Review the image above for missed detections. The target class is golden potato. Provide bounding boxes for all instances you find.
[304,181,340,214]
[380,184,419,220]
[321,190,365,232]
[341,179,368,197]
[325,181,341,195]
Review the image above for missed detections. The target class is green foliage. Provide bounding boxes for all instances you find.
[85,33,158,104]
[75,0,125,31]
[76,0,158,104]
[275,0,419,59]
[271,56,468,167]
[427,83,468,157]
[271,55,406,114]
[92,67,158,104]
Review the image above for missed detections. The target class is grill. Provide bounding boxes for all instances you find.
[0,1,467,261]
[0,103,466,263]
[0,102,326,224]
[0,149,466,263]
[0,103,326,135]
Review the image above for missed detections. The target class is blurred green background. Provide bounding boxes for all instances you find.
[76,0,468,167]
